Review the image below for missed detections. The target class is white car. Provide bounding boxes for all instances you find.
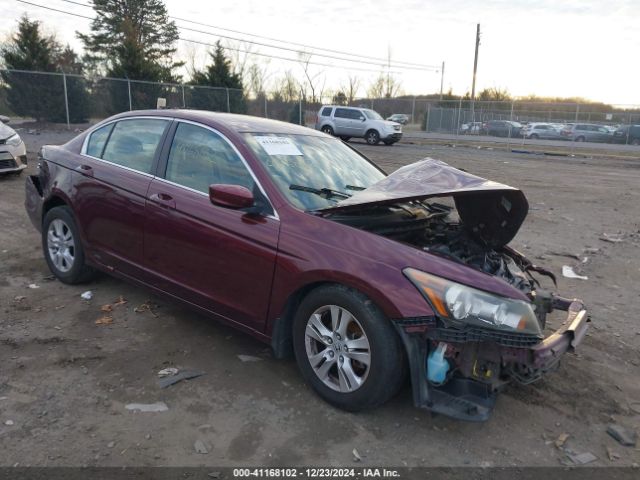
[315,106,402,145]
[520,122,563,140]
[0,118,27,174]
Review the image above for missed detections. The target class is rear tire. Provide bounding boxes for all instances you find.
[293,285,406,411]
[365,130,380,145]
[576,136,586,142]
[42,206,95,284]
[321,125,334,136]
[631,138,639,146]
[530,133,539,139]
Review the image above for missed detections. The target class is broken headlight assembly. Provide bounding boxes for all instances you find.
[403,267,543,337]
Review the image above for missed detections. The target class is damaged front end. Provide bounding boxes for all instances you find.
[320,159,590,421]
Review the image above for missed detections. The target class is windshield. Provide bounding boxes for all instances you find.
[363,109,383,120]
[243,133,385,210]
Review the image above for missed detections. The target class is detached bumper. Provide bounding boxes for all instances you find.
[25,174,44,232]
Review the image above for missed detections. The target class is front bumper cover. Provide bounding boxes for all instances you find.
[394,295,590,421]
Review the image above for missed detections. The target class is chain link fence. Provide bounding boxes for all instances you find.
[2,69,640,145]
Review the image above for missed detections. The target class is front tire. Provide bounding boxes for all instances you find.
[365,130,380,145]
[293,285,406,411]
[42,206,95,284]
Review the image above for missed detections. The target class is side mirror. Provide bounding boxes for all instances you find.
[209,184,254,210]
[360,117,366,122]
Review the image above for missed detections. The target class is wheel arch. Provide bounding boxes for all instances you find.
[269,276,408,359]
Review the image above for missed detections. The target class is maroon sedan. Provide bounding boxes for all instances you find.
[25,110,589,421]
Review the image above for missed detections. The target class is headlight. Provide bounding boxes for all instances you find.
[5,134,22,147]
[403,267,542,337]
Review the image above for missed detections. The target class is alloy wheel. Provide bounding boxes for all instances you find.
[304,305,371,392]
[47,219,75,273]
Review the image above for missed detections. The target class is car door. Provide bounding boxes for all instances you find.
[143,121,280,332]
[74,117,170,277]
[349,109,367,136]
[333,108,351,135]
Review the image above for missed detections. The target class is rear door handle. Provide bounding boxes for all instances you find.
[149,192,176,209]
[75,164,94,177]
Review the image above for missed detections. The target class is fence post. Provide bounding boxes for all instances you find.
[299,92,303,125]
[127,79,132,111]
[371,99,374,110]
[575,103,580,122]
[226,88,230,113]
[181,85,186,108]
[264,95,268,118]
[425,104,430,132]
[62,72,70,130]
[411,96,416,124]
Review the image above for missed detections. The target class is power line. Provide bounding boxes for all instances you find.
[54,0,440,71]
[13,0,404,74]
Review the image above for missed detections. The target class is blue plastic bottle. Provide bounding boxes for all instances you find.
[427,342,449,384]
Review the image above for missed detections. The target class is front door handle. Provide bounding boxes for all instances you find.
[149,192,176,209]
[75,164,94,177]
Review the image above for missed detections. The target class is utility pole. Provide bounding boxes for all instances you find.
[470,23,480,119]
[439,61,445,101]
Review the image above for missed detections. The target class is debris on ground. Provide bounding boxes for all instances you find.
[194,440,209,454]
[157,370,206,389]
[80,291,93,300]
[125,402,168,413]
[134,301,158,317]
[157,367,179,378]
[607,447,620,461]
[4,420,14,426]
[107,441,115,448]
[352,448,362,462]
[28,283,40,289]
[606,424,637,447]
[600,233,625,243]
[548,251,580,260]
[562,265,588,280]
[95,315,113,326]
[101,304,113,313]
[583,247,601,254]
[554,433,569,449]
[237,355,262,363]
[566,451,597,465]
[14,296,26,302]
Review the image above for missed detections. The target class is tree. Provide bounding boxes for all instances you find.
[341,75,361,104]
[189,41,246,113]
[78,0,182,113]
[1,15,88,122]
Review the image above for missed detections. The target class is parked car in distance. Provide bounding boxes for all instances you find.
[459,122,482,135]
[520,122,564,140]
[481,120,523,138]
[316,105,402,145]
[25,110,589,421]
[560,123,612,143]
[0,117,27,175]
[611,125,640,145]
[386,113,409,125]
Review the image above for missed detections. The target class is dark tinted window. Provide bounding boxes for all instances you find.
[320,107,333,117]
[86,123,114,158]
[334,108,351,118]
[102,119,169,173]
[165,123,254,194]
[349,109,365,120]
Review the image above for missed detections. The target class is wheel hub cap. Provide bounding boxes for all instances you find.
[304,305,371,393]
[47,219,75,273]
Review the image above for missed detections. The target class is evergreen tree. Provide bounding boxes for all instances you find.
[78,0,182,113]
[0,15,88,122]
[189,42,246,113]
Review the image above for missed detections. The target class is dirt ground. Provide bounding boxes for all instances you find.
[1,128,639,468]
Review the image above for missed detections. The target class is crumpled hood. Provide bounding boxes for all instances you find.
[324,158,529,247]
[0,122,17,141]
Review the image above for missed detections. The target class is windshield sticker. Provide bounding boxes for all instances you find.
[255,136,303,156]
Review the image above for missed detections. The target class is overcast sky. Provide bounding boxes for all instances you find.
[2,0,638,105]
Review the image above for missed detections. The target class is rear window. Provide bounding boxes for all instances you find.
[320,107,333,117]
[86,123,114,158]
[101,118,169,174]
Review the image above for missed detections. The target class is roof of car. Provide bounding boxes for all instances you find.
[114,109,324,136]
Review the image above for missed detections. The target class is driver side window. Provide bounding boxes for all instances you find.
[165,123,255,194]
